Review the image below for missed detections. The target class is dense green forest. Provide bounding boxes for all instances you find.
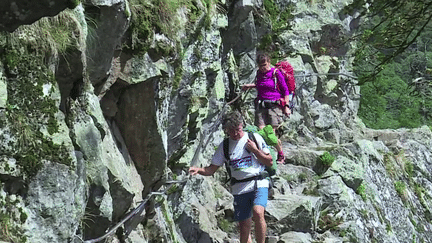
[358,29,432,129]
[353,1,432,129]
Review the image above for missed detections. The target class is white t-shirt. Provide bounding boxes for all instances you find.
[212,132,271,195]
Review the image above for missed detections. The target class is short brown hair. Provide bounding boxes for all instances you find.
[222,111,243,133]
[256,53,270,67]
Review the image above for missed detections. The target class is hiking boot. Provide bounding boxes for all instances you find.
[277,151,285,164]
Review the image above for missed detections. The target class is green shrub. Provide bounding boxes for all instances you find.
[394,181,408,202]
[405,160,414,178]
[318,210,343,232]
[319,152,335,166]
[356,183,367,201]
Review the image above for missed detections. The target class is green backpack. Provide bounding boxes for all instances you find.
[243,124,278,168]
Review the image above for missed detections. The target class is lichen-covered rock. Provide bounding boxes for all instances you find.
[266,194,321,233]
[24,162,85,243]
[278,231,313,243]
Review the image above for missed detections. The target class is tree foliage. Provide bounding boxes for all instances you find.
[351,0,432,129]
[359,63,426,129]
[358,41,432,129]
[351,0,432,85]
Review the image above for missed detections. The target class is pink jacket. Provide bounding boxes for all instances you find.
[255,67,289,101]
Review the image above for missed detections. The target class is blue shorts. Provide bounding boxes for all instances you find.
[233,187,268,221]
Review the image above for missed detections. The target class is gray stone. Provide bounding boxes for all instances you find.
[86,0,130,86]
[329,156,364,191]
[266,194,321,233]
[279,231,313,243]
[25,162,84,243]
[310,103,336,129]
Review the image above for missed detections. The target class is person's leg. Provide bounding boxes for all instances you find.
[238,218,253,243]
[252,205,266,243]
[268,106,285,163]
[271,125,284,163]
[255,107,266,130]
[234,191,254,243]
[253,187,269,243]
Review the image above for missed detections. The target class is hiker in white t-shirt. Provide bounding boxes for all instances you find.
[189,111,273,243]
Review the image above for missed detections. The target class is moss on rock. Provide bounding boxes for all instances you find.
[0,193,27,242]
[67,0,81,9]
[0,19,74,179]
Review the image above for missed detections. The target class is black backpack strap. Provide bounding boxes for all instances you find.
[231,174,266,184]
[223,138,232,180]
[223,138,230,161]
[248,132,259,149]
[225,133,270,186]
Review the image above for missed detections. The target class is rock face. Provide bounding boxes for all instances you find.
[0,0,432,243]
[0,0,73,32]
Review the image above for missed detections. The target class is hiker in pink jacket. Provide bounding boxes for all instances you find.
[242,53,290,164]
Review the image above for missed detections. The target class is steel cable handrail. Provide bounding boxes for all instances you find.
[78,180,187,243]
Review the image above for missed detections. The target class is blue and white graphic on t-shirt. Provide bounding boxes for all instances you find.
[230,156,253,170]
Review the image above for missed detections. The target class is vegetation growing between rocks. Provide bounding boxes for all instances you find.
[127,0,221,103]
[317,209,343,232]
[217,215,235,234]
[0,193,27,242]
[0,11,78,178]
[356,182,367,201]
[257,0,294,61]
[394,181,408,203]
[128,0,218,54]
[319,151,335,167]
[302,177,320,196]
[382,149,432,224]
[160,199,178,242]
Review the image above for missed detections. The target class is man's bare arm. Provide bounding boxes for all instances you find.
[189,164,220,176]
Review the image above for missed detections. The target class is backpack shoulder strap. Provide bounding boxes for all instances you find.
[223,137,230,161]
[248,132,259,149]
[249,132,276,177]
[272,67,281,91]
[223,138,232,179]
